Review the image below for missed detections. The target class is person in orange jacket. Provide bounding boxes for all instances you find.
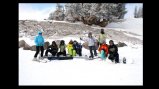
[98,40,109,60]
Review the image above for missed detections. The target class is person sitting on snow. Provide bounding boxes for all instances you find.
[67,40,76,57]
[33,31,44,61]
[57,40,66,57]
[108,40,119,63]
[73,40,82,56]
[98,40,109,60]
[44,41,58,57]
[73,40,77,53]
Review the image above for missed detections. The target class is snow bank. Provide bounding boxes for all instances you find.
[107,18,143,35]
[19,37,35,46]
[123,32,143,40]
[36,20,84,25]
[19,36,84,47]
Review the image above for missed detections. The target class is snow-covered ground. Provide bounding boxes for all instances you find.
[19,36,143,85]
[19,18,143,85]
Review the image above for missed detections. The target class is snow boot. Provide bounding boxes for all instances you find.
[89,56,94,60]
[32,57,38,61]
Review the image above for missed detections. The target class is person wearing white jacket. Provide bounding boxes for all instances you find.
[81,32,97,59]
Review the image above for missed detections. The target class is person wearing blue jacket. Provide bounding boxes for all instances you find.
[33,31,44,61]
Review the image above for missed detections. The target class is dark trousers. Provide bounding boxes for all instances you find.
[109,53,119,63]
[34,46,44,58]
[76,49,82,56]
[45,49,57,56]
[57,50,66,57]
[89,46,97,58]
[97,42,102,49]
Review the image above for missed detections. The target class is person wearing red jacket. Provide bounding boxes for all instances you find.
[98,41,109,60]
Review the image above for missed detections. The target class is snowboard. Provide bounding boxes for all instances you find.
[32,59,49,63]
[32,56,51,63]
[73,55,99,60]
[47,56,73,60]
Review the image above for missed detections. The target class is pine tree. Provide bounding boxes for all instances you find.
[134,6,143,18]
[117,3,127,19]
[134,6,138,18]
[64,3,77,22]
[48,12,54,20]
[48,3,65,20]
[137,6,143,18]
[48,3,127,26]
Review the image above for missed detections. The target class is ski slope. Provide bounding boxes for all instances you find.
[19,37,143,85]
[107,18,143,36]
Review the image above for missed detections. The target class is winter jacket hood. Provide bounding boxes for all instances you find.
[67,43,73,49]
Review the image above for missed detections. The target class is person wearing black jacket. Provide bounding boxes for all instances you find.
[44,41,58,57]
[108,40,119,63]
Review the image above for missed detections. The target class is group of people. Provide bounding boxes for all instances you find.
[33,31,82,60]
[44,40,82,57]
[33,29,119,63]
[67,40,82,57]
[80,29,119,63]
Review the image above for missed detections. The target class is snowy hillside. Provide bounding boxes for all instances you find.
[107,18,143,36]
[19,18,143,45]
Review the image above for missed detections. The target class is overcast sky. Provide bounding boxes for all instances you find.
[19,3,143,20]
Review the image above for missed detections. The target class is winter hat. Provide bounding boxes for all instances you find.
[88,32,92,37]
[38,31,42,34]
[101,29,105,34]
[88,32,92,35]
[109,40,114,44]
